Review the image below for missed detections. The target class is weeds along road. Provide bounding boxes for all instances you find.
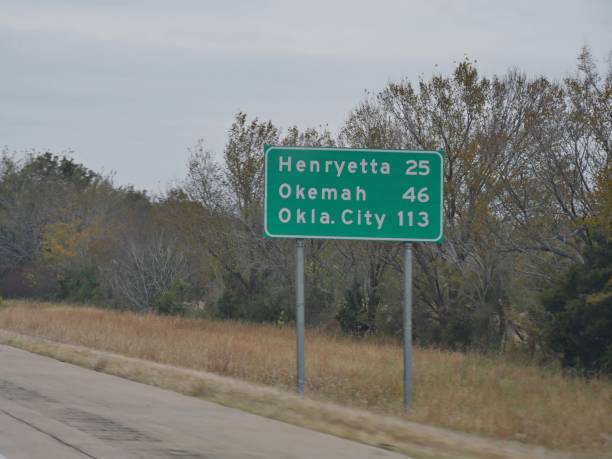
[0,345,406,459]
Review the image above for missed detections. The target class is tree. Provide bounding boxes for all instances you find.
[225,112,279,220]
[378,59,522,348]
[543,239,612,374]
[104,227,191,312]
[335,99,404,333]
[542,141,612,374]
[0,152,105,297]
[183,114,290,320]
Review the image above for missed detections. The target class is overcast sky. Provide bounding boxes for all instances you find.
[1,1,611,192]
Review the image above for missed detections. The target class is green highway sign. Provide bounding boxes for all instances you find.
[264,146,444,242]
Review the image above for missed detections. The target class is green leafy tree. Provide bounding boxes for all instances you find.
[542,154,612,374]
[542,239,612,374]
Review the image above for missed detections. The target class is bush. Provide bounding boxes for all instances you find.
[335,284,370,335]
[215,271,290,322]
[57,265,102,303]
[154,280,191,315]
[542,238,612,375]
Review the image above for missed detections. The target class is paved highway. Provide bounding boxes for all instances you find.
[0,345,406,459]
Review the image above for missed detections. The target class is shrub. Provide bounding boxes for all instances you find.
[154,280,191,315]
[335,284,370,335]
[542,238,612,375]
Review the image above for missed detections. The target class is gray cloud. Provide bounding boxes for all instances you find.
[1,0,610,191]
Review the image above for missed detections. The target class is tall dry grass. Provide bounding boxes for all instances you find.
[0,300,610,455]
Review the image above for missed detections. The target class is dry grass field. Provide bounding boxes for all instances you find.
[0,300,611,457]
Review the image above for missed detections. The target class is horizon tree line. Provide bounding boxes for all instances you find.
[1,48,610,373]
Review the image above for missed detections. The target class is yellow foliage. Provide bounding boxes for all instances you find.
[588,164,612,239]
[42,218,110,265]
[42,222,80,263]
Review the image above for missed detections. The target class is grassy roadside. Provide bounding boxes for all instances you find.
[0,300,610,458]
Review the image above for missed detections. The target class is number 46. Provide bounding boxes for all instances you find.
[402,187,429,203]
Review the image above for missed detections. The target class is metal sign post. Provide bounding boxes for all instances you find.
[295,239,305,395]
[403,242,413,411]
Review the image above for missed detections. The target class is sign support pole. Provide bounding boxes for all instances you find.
[403,241,413,411]
[296,238,305,396]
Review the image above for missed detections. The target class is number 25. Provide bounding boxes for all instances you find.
[405,160,430,176]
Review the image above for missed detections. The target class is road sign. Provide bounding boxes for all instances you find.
[264,145,444,410]
[264,146,444,242]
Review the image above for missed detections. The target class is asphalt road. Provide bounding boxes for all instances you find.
[0,345,407,459]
